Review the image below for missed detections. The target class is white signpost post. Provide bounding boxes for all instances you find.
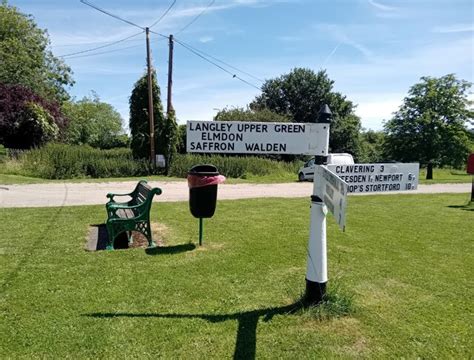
[186,107,420,306]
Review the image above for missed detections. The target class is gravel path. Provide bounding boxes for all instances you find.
[0,181,470,208]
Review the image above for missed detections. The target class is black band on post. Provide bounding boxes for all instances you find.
[304,279,327,305]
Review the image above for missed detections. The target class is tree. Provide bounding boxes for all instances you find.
[129,71,177,173]
[62,94,126,149]
[0,83,67,148]
[384,74,473,179]
[250,68,362,156]
[163,108,178,174]
[176,124,187,154]
[214,107,290,123]
[358,130,385,163]
[0,1,73,101]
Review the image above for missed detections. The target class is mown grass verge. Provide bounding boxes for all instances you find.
[0,194,472,358]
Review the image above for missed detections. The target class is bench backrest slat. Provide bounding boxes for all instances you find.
[129,183,154,210]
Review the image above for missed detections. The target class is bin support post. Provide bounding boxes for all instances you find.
[199,218,203,246]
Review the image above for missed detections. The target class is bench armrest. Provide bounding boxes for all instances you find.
[106,192,132,200]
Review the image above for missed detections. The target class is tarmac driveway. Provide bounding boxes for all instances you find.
[0,181,470,208]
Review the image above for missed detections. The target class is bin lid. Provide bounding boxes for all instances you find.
[188,164,219,176]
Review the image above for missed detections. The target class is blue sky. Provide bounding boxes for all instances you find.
[10,0,474,130]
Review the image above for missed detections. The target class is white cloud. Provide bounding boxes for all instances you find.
[432,24,474,33]
[316,24,373,59]
[367,0,397,12]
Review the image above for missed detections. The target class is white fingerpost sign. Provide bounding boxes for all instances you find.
[315,165,348,231]
[186,120,329,155]
[327,163,419,193]
[184,110,420,306]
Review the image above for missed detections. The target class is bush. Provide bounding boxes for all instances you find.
[15,143,150,179]
[169,154,301,178]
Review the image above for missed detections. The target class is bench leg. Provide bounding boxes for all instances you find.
[106,222,115,250]
[142,221,156,248]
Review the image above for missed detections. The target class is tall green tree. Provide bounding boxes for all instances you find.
[129,71,177,173]
[384,74,473,179]
[250,68,361,156]
[359,130,385,163]
[215,107,290,123]
[62,93,126,149]
[0,1,73,101]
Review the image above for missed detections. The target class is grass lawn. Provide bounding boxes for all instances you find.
[1,194,473,358]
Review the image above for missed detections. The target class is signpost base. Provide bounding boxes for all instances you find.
[304,279,327,305]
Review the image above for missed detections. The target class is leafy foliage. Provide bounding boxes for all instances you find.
[15,143,149,179]
[177,124,187,154]
[358,130,385,163]
[62,94,126,149]
[129,71,166,161]
[169,153,301,178]
[250,68,361,156]
[384,74,473,172]
[0,1,73,101]
[163,108,178,174]
[0,83,67,148]
[215,107,290,122]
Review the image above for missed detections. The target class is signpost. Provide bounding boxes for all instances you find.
[187,120,329,155]
[327,163,419,193]
[186,107,420,306]
[314,165,348,231]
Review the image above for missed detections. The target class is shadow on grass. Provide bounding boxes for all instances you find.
[145,243,196,255]
[89,224,129,250]
[86,302,303,359]
[447,203,474,212]
[85,290,354,359]
[88,225,196,252]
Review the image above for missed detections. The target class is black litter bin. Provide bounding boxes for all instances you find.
[187,164,225,218]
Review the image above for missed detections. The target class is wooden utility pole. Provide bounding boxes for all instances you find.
[167,34,174,115]
[145,27,155,167]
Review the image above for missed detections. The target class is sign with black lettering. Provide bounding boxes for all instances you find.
[327,163,419,193]
[315,165,348,231]
[186,120,329,155]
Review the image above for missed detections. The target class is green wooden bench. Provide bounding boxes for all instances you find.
[105,180,162,250]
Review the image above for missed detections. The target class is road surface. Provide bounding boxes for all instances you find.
[0,181,470,208]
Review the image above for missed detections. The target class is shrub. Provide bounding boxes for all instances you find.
[16,143,150,179]
[169,154,301,178]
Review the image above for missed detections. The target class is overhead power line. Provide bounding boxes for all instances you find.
[59,31,144,58]
[176,0,215,35]
[80,0,145,30]
[174,38,261,90]
[149,0,177,28]
[174,37,264,83]
[63,37,164,60]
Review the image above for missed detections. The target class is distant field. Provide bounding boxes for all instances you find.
[1,194,472,358]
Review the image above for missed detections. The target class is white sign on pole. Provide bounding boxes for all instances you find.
[186,120,329,155]
[315,165,348,231]
[326,163,419,194]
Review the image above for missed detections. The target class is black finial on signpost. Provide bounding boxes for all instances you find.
[317,104,332,123]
